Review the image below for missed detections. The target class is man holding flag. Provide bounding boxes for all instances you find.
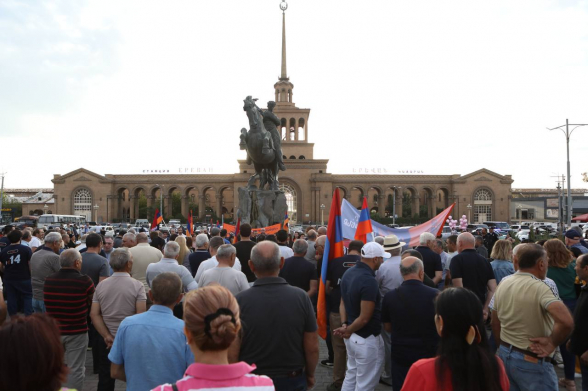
[186,210,194,236]
[150,209,163,231]
[334,241,386,391]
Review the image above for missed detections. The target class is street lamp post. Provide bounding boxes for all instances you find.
[93,204,99,223]
[548,119,588,227]
[392,186,402,225]
[467,204,472,223]
[320,204,325,226]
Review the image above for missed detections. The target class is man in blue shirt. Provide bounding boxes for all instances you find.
[109,272,194,390]
[0,229,33,316]
[334,241,387,391]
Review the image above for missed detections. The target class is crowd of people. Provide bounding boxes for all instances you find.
[1,220,588,391]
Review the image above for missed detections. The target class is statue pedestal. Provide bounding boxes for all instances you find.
[237,187,287,228]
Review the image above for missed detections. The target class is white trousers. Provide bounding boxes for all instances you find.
[342,333,385,391]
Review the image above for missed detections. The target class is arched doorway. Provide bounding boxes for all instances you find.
[279,183,297,224]
[73,188,92,222]
[473,189,493,223]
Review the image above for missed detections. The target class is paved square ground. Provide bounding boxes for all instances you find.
[81,338,580,390]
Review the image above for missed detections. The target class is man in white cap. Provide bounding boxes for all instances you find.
[375,234,405,386]
[334,241,388,391]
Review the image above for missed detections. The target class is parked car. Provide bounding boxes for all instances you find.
[441,226,452,239]
[483,221,511,233]
[169,219,182,228]
[516,229,531,241]
[135,219,150,228]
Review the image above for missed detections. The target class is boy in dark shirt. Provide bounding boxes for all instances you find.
[0,229,33,315]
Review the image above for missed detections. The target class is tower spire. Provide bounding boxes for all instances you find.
[280,1,288,80]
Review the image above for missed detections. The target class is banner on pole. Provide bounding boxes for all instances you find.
[341,199,455,247]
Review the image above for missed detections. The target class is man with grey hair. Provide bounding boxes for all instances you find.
[381,256,439,390]
[188,233,211,277]
[415,232,442,285]
[31,231,63,313]
[475,235,489,259]
[91,248,146,390]
[280,239,318,297]
[231,241,319,389]
[44,249,95,391]
[450,232,496,320]
[200,244,249,295]
[431,239,449,289]
[109,272,194,390]
[122,232,137,248]
[376,234,406,386]
[305,229,318,263]
[146,241,198,293]
[196,236,241,284]
[317,226,327,236]
[374,236,385,246]
[130,232,163,301]
[210,226,221,237]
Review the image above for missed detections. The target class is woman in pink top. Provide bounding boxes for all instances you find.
[152,285,274,391]
[402,288,509,391]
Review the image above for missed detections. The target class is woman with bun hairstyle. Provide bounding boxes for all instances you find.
[402,288,509,391]
[152,285,274,390]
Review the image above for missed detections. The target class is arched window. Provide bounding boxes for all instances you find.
[473,189,492,223]
[298,155,306,160]
[74,188,92,221]
[279,183,297,224]
[289,155,296,160]
[474,189,492,201]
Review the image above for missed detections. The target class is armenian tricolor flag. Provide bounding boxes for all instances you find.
[186,210,194,235]
[354,197,373,243]
[150,209,163,231]
[282,212,289,231]
[233,217,241,244]
[317,188,345,339]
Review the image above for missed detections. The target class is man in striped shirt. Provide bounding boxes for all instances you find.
[44,248,95,391]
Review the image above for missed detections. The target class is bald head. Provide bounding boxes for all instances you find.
[316,235,326,247]
[136,233,149,243]
[457,232,475,252]
[317,226,327,236]
[400,256,424,281]
[250,241,282,276]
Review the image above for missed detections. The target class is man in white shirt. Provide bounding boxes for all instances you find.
[200,244,249,295]
[277,229,294,259]
[146,241,197,292]
[195,237,241,284]
[130,233,163,295]
[29,228,44,252]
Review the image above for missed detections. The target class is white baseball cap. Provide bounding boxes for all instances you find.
[361,242,391,259]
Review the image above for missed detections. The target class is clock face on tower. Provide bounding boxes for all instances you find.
[280,1,288,11]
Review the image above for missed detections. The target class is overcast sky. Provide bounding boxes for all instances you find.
[1,0,588,190]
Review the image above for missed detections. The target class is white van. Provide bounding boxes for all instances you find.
[38,214,87,229]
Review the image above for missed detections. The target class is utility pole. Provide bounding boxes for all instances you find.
[548,119,588,227]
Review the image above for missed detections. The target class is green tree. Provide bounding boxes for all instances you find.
[419,205,428,218]
[402,193,412,218]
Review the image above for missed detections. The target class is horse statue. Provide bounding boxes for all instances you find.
[239,96,281,190]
